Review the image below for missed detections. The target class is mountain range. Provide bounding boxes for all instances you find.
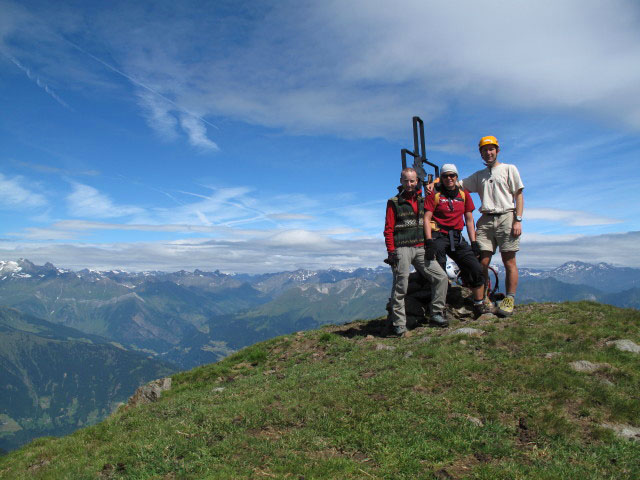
[0,259,392,370]
[1,259,639,367]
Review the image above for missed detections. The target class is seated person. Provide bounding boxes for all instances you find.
[423,164,494,318]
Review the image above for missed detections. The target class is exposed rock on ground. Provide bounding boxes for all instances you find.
[449,328,485,337]
[601,422,640,441]
[126,377,172,408]
[606,339,640,353]
[569,360,611,373]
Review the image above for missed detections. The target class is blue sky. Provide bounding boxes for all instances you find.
[1,0,640,273]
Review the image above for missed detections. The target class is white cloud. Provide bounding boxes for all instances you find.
[265,229,334,249]
[524,208,622,226]
[178,114,218,151]
[2,230,639,273]
[66,183,145,218]
[14,160,100,177]
[3,52,70,108]
[517,231,640,269]
[0,172,47,208]
[6,227,79,240]
[3,1,640,141]
[266,213,314,220]
[520,233,584,244]
[52,220,221,233]
[136,91,178,140]
[95,0,640,138]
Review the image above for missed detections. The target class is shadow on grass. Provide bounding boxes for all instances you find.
[334,317,393,339]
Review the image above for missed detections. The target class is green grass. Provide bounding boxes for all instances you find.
[1,301,639,479]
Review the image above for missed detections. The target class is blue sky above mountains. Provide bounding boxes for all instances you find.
[1,0,639,272]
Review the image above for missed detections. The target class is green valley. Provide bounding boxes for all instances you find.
[0,307,175,452]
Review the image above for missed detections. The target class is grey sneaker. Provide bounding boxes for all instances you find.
[393,325,408,336]
[430,314,449,328]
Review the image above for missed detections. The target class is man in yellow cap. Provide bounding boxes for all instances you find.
[459,136,524,316]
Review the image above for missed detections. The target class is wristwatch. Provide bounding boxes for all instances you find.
[515,215,523,222]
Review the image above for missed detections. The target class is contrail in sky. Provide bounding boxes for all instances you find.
[2,51,71,109]
[63,38,219,131]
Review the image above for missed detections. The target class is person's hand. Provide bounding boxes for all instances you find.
[511,221,522,237]
[425,182,435,195]
[424,239,436,260]
[385,251,399,268]
[471,241,481,258]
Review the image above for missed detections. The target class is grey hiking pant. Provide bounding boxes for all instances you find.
[389,246,448,327]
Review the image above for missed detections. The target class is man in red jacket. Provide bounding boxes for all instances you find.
[384,168,448,335]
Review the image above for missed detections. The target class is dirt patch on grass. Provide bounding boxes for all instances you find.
[247,425,288,440]
[99,462,126,478]
[516,417,539,446]
[27,458,51,473]
[432,452,490,479]
[269,335,330,365]
[308,447,376,466]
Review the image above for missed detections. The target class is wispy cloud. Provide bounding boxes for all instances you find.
[525,208,622,227]
[136,91,178,140]
[79,0,640,139]
[517,231,640,269]
[66,183,145,218]
[266,213,314,220]
[0,172,47,208]
[51,220,238,234]
[63,38,219,149]
[2,230,639,273]
[6,227,80,240]
[179,114,219,151]
[2,51,70,109]
[4,1,640,140]
[13,160,100,177]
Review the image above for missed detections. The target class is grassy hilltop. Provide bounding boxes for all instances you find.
[1,299,639,479]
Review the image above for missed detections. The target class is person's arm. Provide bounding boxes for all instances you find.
[424,210,433,240]
[463,189,480,256]
[423,193,437,240]
[459,173,475,192]
[511,189,523,237]
[464,211,476,242]
[383,202,396,251]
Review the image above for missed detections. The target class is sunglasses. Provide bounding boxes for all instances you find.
[441,173,457,179]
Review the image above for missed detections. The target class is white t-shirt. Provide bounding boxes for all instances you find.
[460,163,524,214]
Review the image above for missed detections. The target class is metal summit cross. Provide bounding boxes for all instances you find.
[400,116,440,196]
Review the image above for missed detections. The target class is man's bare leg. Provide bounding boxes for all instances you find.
[497,251,518,316]
[479,252,492,296]
[501,251,518,295]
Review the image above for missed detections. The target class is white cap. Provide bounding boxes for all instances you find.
[440,164,458,176]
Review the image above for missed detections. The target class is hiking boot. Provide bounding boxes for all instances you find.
[497,296,515,317]
[430,314,449,328]
[473,301,497,318]
[393,325,408,336]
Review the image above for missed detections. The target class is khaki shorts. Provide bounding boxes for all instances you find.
[476,212,520,254]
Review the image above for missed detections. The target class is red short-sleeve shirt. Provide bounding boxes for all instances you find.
[424,189,474,232]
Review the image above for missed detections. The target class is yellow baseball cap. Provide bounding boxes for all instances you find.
[478,135,499,149]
